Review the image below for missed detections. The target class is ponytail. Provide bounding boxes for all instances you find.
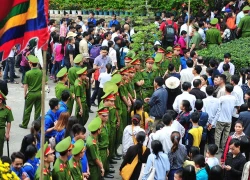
[171,131,180,153]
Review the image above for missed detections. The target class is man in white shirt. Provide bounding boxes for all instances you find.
[217,53,235,75]
[76,16,84,26]
[173,82,196,113]
[198,21,206,42]
[153,113,175,153]
[231,75,244,131]
[79,32,90,55]
[102,32,111,47]
[203,86,220,144]
[191,65,202,88]
[215,84,236,153]
[111,26,120,42]
[180,60,194,84]
[236,10,245,26]
[217,74,226,98]
[197,56,207,75]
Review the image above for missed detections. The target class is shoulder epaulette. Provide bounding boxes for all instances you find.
[92,139,97,145]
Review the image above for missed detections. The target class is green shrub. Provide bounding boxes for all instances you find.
[197,37,250,72]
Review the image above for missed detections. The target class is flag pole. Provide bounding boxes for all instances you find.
[39,50,47,180]
[186,0,191,49]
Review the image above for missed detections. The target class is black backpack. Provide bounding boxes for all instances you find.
[164,21,175,43]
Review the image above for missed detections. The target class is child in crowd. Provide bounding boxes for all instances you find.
[186,112,203,153]
[205,144,219,168]
[174,169,183,180]
[194,155,209,180]
[183,146,200,169]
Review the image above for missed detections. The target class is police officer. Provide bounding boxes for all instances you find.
[68,54,83,114]
[205,18,222,48]
[86,117,105,180]
[141,57,157,112]
[52,136,73,180]
[20,55,42,129]
[69,139,85,180]
[96,106,115,178]
[35,142,55,180]
[238,6,250,37]
[55,67,69,99]
[172,45,181,72]
[75,67,89,126]
[0,91,13,156]
[130,59,144,100]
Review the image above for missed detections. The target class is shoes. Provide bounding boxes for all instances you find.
[109,164,114,168]
[9,81,19,84]
[91,102,98,107]
[19,124,27,129]
[109,169,115,173]
[104,174,114,178]
[112,156,121,160]
[89,109,94,113]
[109,159,117,164]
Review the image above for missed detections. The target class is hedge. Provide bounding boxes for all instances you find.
[197,37,250,72]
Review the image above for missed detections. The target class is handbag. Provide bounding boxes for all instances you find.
[138,156,155,180]
[121,146,147,180]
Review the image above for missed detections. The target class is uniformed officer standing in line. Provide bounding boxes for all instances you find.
[141,57,157,112]
[20,55,43,129]
[75,67,89,126]
[86,117,105,180]
[68,54,83,114]
[154,53,165,77]
[97,106,115,178]
[172,45,181,72]
[52,136,73,180]
[69,139,85,180]
[102,82,121,164]
[55,67,70,99]
[0,91,13,156]
[130,59,144,100]
[110,74,123,158]
[127,66,136,102]
[205,18,222,48]
[35,142,55,180]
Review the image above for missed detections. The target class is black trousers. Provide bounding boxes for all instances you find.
[98,87,104,105]
[230,117,238,132]
[207,128,215,144]
[91,80,99,104]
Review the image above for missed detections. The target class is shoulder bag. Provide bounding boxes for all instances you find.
[138,155,156,180]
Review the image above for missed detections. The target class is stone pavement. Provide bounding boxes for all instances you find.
[2,70,122,179]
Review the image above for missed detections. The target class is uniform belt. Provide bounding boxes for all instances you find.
[99,147,108,150]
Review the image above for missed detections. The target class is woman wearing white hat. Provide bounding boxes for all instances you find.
[165,77,182,110]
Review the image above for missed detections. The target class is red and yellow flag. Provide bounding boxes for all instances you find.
[0,0,49,60]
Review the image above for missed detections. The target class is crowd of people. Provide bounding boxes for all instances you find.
[1,0,250,179]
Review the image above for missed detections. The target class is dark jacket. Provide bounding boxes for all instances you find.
[239,110,250,137]
[120,144,150,180]
[224,152,246,180]
[166,87,182,110]
[0,80,8,96]
[189,88,206,99]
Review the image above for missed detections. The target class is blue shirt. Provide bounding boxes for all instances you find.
[149,87,168,119]
[180,56,190,69]
[109,20,119,27]
[23,158,40,180]
[88,18,96,26]
[45,110,57,138]
[196,167,208,180]
[11,166,29,179]
[55,129,66,144]
[208,77,214,86]
[197,111,208,141]
[142,152,170,180]
[57,101,68,117]
[93,54,111,73]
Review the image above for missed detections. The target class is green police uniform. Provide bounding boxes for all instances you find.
[0,92,13,156]
[141,68,157,112]
[154,53,165,77]
[35,166,52,180]
[55,67,70,100]
[21,55,42,128]
[171,55,181,72]
[67,54,83,114]
[205,18,222,48]
[98,117,109,173]
[74,68,89,126]
[53,136,73,180]
[35,142,54,180]
[69,139,85,180]
[238,14,250,37]
[86,117,102,180]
